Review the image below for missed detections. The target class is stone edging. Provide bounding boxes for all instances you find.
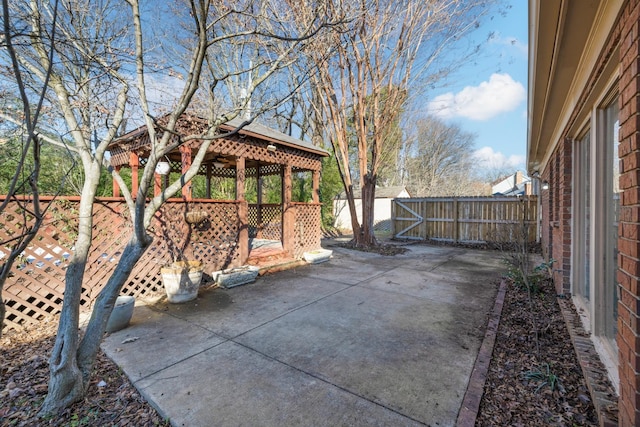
[557,297,618,427]
[456,279,507,427]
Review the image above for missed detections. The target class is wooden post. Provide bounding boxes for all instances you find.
[453,198,459,243]
[312,170,320,203]
[113,165,121,197]
[130,153,139,199]
[282,164,294,256]
[206,163,212,199]
[180,145,192,200]
[154,172,162,197]
[236,157,248,264]
[257,163,263,238]
[391,198,396,237]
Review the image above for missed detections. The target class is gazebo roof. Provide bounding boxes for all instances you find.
[221,117,328,157]
[108,114,328,167]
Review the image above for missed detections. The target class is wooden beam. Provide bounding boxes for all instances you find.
[180,145,192,200]
[312,170,320,203]
[283,164,294,256]
[154,171,162,197]
[130,153,139,199]
[113,165,121,197]
[257,163,263,238]
[236,157,248,264]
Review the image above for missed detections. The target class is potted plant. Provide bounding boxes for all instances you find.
[160,260,204,303]
[158,208,207,303]
[106,295,136,332]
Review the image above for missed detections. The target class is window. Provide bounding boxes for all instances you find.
[573,132,590,302]
[571,95,619,357]
[601,98,620,343]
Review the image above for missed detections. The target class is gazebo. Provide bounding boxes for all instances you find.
[107,114,329,273]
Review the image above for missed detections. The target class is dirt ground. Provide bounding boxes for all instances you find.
[475,277,603,426]
[0,317,168,426]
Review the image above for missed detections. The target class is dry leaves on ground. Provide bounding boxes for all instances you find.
[476,277,600,426]
[1,318,169,426]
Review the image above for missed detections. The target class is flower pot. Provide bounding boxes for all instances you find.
[303,249,333,264]
[161,261,204,303]
[185,211,208,224]
[106,295,135,333]
[212,265,259,288]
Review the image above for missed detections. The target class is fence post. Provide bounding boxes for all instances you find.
[453,198,459,243]
[391,199,396,237]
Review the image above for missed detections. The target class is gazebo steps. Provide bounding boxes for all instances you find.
[247,248,298,275]
[246,246,287,263]
[252,257,307,275]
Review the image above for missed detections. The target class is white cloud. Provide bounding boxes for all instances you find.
[427,73,526,121]
[473,146,525,170]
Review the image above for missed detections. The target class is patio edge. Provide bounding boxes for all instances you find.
[456,278,507,427]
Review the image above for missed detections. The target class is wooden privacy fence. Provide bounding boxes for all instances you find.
[1,195,322,333]
[392,196,538,244]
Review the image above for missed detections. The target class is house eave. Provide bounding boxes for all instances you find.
[527,0,622,174]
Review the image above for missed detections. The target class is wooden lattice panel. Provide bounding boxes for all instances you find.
[246,164,282,178]
[259,205,282,241]
[1,197,242,334]
[1,198,135,332]
[247,204,282,240]
[147,201,241,272]
[292,203,322,258]
[197,135,323,172]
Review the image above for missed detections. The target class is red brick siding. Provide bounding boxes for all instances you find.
[618,1,640,425]
[541,140,572,295]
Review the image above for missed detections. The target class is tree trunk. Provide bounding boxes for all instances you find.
[355,174,377,247]
[344,185,362,240]
[38,259,87,416]
[77,236,150,383]
[39,233,151,416]
[39,177,98,416]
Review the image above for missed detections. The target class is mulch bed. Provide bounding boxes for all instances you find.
[475,276,600,426]
[0,317,168,426]
[331,240,409,256]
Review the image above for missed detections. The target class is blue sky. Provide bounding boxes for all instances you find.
[425,1,528,175]
[139,1,529,178]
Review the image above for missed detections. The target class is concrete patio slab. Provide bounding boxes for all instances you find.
[149,272,351,339]
[135,341,423,427]
[102,243,506,426]
[361,267,498,310]
[233,285,484,425]
[101,307,225,382]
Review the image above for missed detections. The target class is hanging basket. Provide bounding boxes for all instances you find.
[185,210,208,224]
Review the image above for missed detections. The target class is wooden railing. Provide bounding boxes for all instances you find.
[1,195,325,333]
[392,196,538,244]
[0,197,241,333]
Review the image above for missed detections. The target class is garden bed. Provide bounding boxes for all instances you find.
[475,276,613,426]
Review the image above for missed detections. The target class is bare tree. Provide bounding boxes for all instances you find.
[301,0,494,247]
[0,0,70,336]
[3,0,340,415]
[403,116,488,196]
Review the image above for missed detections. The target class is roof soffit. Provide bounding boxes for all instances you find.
[527,0,621,172]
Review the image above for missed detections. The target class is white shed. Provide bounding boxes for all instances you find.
[333,186,411,232]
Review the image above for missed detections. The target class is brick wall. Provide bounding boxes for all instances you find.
[541,140,572,295]
[617,1,640,425]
